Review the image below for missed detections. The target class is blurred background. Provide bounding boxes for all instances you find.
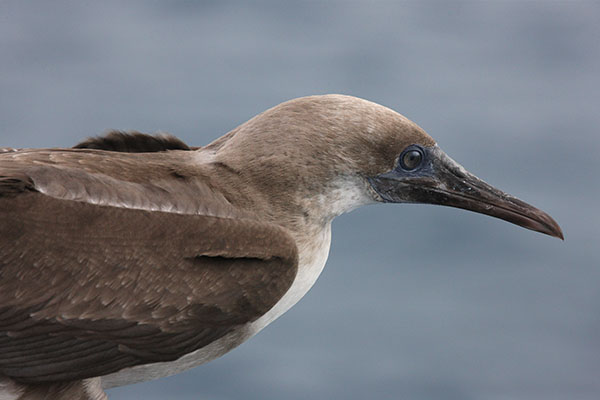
[1,1,599,399]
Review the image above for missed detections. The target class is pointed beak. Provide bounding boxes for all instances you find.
[368,145,563,240]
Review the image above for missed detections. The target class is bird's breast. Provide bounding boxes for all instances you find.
[248,222,333,333]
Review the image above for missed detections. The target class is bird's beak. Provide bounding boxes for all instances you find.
[368,145,563,239]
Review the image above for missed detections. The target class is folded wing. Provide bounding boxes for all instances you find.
[0,152,298,383]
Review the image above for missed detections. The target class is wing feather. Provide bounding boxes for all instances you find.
[0,155,298,383]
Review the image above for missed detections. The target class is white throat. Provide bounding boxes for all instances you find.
[305,176,376,221]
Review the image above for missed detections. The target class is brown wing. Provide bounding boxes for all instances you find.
[0,157,298,384]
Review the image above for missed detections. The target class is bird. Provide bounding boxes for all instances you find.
[0,94,562,400]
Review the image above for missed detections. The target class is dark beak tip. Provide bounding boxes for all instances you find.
[554,226,565,241]
[550,222,564,241]
[547,226,564,241]
[537,213,564,241]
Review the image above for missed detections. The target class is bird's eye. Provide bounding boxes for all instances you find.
[400,147,424,170]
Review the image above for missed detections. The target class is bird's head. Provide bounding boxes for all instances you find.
[210,94,562,239]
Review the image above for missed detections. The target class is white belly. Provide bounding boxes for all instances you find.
[101,224,332,389]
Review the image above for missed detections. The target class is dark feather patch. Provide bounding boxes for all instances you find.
[73,131,192,153]
[0,175,36,197]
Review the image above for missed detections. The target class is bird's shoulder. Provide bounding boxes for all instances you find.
[0,138,238,218]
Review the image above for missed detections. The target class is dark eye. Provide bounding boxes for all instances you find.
[400,147,424,170]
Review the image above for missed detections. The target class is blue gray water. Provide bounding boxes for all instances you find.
[1,1,599,399]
